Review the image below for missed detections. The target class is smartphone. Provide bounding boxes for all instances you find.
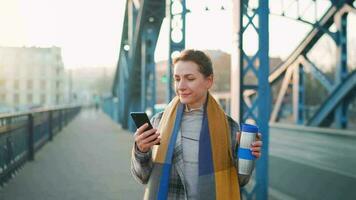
[130,112,153,131]
[130,112,160,145]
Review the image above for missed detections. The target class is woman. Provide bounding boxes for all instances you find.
[131,49,262,200]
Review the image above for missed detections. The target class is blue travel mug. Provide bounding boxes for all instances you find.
[238,123,258,175]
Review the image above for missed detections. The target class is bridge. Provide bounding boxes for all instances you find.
[1,0,356,199]
[1,109,355,199]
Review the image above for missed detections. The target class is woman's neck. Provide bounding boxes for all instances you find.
[187,93,208,110]
[186,103,203,111]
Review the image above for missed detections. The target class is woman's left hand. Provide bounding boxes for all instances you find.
[236,132,263,159]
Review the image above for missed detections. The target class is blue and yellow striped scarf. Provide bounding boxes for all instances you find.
[145,94,240,200]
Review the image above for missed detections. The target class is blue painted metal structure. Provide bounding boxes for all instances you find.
[167,0,186,101]
[113,0,356,128]
[245,0,356,129]
[335,11,349,129]
[102,96,119,122]
[113,0,165,130]
[236,1,271,199]
[141,24,158,114]
[293,64,305,125]
[308,71,356,127]
[112,0,356,199]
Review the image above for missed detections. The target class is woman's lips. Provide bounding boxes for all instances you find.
[180,93,191,97]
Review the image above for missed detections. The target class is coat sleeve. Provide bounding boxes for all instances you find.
[130,112,163,184]
[227,115,252,187]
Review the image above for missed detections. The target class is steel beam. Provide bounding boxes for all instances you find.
[141,24,159,116]
[334,12,348,128]
[166,0,186,102]
[308,71,356,127]
[270,66,294,123]
[232,0,270,199]
[113,0,165,129]
[118,50,130,128]
[244,4,340,99]
[256,1,270,199]
[293,63,305,125]
[299,56,333,92]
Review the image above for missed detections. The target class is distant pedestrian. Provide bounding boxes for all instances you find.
[94,95,100,111]
[131,49,262,199]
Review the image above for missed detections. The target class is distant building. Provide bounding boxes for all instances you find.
[0,46,66,111]
[69,66,114,106]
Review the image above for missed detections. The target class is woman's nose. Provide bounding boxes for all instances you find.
[177,80,186,90]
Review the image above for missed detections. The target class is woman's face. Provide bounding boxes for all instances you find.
[174,60,213,109]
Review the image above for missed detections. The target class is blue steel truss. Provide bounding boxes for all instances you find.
[299,56,333,92]
[112,1,356,199]
[245,0,356,129]
[167,0,186,101]
[141,24,158,114]
[334,10,349,128]
[236,1,271,199]
[293,64,305,124]
[114,1,356,126]
[308,71,356,126]
[113,0,165,130]
[246,2,339,123]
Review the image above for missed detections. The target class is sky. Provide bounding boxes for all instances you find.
[0,0,125,68]
[0,0,355,69]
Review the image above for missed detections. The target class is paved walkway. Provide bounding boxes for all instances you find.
[0,109,144,200]
[1,109,355,200]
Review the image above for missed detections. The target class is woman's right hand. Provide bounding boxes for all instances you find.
[134,123,161,153]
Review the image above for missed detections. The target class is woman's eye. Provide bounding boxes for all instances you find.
[187,78,195,81]
[175,79,180,82]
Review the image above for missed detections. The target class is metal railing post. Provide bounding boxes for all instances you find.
[28,114,34,161]
[59,110,63,131]
[48,111,53,141]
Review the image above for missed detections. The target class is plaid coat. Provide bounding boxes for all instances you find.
[131,112,251,200]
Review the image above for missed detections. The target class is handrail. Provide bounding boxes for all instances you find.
[0,105,81,119]
[0,105,81,186]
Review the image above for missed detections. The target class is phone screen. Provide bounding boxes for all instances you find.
[130,112,160,145]
[130,112,153,130]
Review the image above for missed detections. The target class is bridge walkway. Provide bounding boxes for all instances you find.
[0,109,143,200]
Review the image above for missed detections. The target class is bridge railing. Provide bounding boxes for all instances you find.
[0,105,81,186]
[102,96,119,124]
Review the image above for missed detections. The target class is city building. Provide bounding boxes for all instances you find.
[0,46,67,112]
[69,66,114,106]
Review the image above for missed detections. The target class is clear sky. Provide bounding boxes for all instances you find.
[0,0,355,69]
[0,0,125,68]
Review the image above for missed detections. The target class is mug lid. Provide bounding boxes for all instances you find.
[241,123,258,133]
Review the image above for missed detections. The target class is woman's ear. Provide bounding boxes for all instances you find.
[206,75,214,89]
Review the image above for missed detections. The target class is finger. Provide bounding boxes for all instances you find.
[251,147,261,152]
[135,129,154,143]
[142,133,160,144]
[137,123,149,134]
[252,141,262,147]
[136,128,157,141]
[153,137,161,145]
[256,133,262,140]
[142,128,157,138]
[141,137,161,149]
[252,152,261,158]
